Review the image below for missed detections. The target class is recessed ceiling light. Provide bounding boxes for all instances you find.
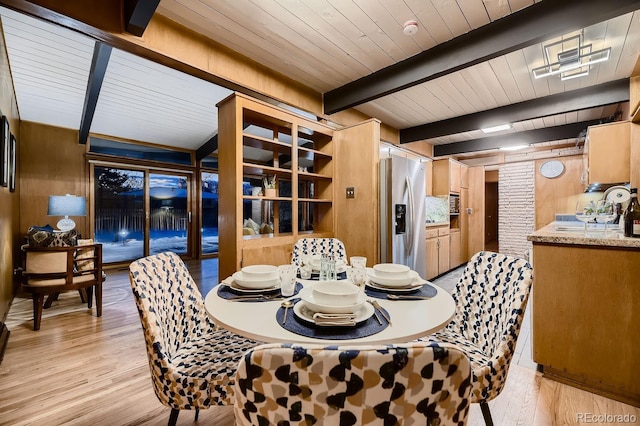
[481,124,512,133]
[500,145,529,151]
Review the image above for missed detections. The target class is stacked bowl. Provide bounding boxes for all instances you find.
[232,265,279,289]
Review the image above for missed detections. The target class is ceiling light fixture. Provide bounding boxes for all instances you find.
[532,34,610,81]
[403,20,418,36]
[481,123,512,133]
[500,145,529,151]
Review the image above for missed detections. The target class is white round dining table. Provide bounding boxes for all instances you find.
[204,278,456,345]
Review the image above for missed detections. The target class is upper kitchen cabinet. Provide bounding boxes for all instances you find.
[586,122,630,184]
[432,159,466,195]
[217,93,335,279]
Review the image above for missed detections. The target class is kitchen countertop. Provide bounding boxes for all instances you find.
[527,222,640,249]
[425,222,449,228]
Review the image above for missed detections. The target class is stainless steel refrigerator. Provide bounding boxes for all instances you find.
[379,154,427,278]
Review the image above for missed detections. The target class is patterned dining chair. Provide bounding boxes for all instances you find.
[234,341,472,426]
[129,252,259,426]
[291,237,347,266]
[418,251,533,426]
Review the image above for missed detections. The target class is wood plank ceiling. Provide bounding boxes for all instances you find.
[2,0,640,159]
[156,0,640,157]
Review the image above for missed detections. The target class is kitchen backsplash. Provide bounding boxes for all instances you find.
[425,195,449,224]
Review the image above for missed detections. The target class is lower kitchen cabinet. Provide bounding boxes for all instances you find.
[449,230,462,268]
[425,227,450,279]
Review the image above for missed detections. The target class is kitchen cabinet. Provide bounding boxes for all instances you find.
[449,230,462,268]
[587,121,630,184]
[432,159,464,195]
[425,227,450,279]
[217,93,335,279]
[529,231,640,406]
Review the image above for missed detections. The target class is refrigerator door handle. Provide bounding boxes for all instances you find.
[405,176,415,255]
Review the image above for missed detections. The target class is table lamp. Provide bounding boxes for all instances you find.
[47,194,87,231]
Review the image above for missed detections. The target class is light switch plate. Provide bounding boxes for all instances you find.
[346,187,355,198]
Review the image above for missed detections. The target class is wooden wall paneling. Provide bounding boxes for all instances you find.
[631,124,640,189]
[631,76,640,122]
[534,155,585,230]
[334,119,380,265]
[19,122,88,236]
[467,166,485,257]
[0,18,20,354]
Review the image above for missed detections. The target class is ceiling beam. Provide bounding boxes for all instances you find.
[324,0,640,114]
[401,79,629,143]
[433,120,605,157]
[196,134,218,162]
[123,0,160,36]
[79,41,112,145]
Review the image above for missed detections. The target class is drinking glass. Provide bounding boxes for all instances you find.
[350,256,367,269]
[575,200,596,235]
[596,200,616,234]
[346,266,366,291]
[299,256,312,279]
[278,264,298,296]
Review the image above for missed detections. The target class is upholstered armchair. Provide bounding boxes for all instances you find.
[234,341,472,426]
[419,251,533,426]
[129,252,259,426]
[20,242,103,330]
[291,237,347,266]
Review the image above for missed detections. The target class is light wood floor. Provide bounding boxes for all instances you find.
[1,259,638,425]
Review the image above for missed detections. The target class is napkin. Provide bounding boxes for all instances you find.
[221,276,234,286]
[312,312,356,327]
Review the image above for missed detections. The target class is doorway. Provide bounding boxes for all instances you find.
[485,170,499,252]
[93,165,192,263]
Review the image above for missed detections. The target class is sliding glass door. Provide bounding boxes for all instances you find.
[94,166,192,263]
[149,172,190,256]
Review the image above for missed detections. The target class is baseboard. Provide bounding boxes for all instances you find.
[0,322,9,365]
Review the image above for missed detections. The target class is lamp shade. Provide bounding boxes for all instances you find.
[48,195,86,231]
[48,195,87,217]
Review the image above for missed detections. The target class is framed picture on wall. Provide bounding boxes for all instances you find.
[9,133,16,192]
[1,115,8,187]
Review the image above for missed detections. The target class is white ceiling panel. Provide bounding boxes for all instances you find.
[1,7,94,129]
[91,49,231,149]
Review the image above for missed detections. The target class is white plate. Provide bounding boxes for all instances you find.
[366,280,424,293]
[223,280,280,294]
[366,269,419,287]
[299,287,365,314]
[231,271,280,289]
[294,300,373,325]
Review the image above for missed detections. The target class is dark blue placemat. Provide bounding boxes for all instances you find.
[298,271,347,280]
[217,282,303,301]
[276,299,389,339]
[365,282,437,300]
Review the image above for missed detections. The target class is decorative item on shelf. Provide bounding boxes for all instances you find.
[47,194,86,231]
[263,175,277,197]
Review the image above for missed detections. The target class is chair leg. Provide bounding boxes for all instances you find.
[95,282,102,317]
[86,286,93,308]
[195,407,199,421]
[480,401,494,426]
[78,288,88,303]
[32,293,45,331]
[168,408,179,426]
[43,293,59,309]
